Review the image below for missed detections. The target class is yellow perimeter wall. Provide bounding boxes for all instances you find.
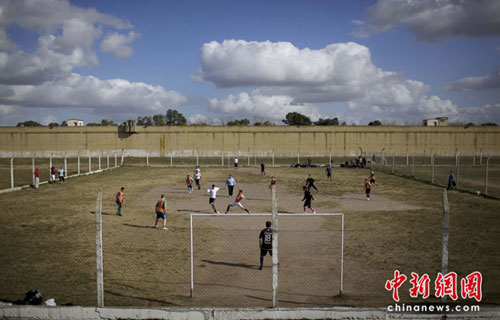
[1,126,499,157]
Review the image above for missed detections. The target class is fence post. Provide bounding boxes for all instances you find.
[170,151,173,167]
[480,149,483,166]
[190,214,194,298]
[120,149,125,166]
[64,155,67,176]
[412,153,415,178]
[329,149,332,167]
[272,149,275,167]
[271,186,279,308]
[297,151,299,165]
[485,157,491,196]
[107,154,109,169]
[89,154,92,173]
[10,157,14,189]
[423,149,426,165]
[441,189,450,303]
[247,154,250,167]
[49,156,53,176]
[431,153,435,184]
[78,156,81,175]
[95,189,104,308]
[406,150,409,166]
[456,154,460,189]
[32,156,35,186]
[391,152,395,174]
[221,152,224,167]
[473,153,475,167]
[340,213,344,295]
[196,150,199,167]
[455,150,458,167]
[146,151,149,167]
[114,153,117,168]
[98,152,101,171]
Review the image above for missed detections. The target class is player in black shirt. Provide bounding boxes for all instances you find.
[302,185,316,213]
[259,221,273,270]
[306,174,318,192]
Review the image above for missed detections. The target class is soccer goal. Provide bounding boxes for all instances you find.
[189,213,344,307]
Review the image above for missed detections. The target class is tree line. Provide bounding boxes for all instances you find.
[14,110,498,127]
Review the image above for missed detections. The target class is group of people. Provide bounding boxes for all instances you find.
[33,166,66,189]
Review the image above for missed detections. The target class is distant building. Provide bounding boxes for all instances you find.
[423,117,448,127]
[67,119,84,126]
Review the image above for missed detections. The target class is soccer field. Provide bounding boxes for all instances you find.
[0,165,499,308]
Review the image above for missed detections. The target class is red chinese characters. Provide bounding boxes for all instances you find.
[385,270,407,302]
[461,272,482,302]
[435,272,458,300]
[409,272,430,299]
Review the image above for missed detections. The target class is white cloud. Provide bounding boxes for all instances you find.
[41,114,58,125]
[209,91,321,122]
[100,31,140,59]
[0,0,137,86]
[456,104,500,124]
[444,70,500,91]
[353,0,500,41]
[0,73,187,114]
[198,39,463,124]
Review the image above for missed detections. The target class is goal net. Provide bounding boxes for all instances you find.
[189,213,344,307]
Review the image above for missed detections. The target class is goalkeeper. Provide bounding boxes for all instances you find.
[259,221,273,270]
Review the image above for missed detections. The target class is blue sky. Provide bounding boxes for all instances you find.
[0,0,499,125]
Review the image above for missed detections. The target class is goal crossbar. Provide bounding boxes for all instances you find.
[189,212,344,298]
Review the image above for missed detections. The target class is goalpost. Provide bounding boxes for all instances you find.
[189,212,344,304]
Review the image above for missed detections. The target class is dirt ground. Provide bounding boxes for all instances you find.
[0,165,499,308]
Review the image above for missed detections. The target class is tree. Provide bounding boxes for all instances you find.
[16,120,42,127]
[282,112,312,125]
[314,117,339,126]
[254,120,273,126]
[86,123,100,126]
[227,119,250,126]
[166,109,187,126]
[100,119,115,126]
[481,122,498,126]
[153,114,166,126]
[137,116,153,126]
[61,120,67,126]
[48,122,59,128]
[368,120,382,126]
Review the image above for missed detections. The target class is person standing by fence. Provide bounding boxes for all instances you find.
[234,157,239,168]
[57,167,65,184]
[116,187,124,216]
[447,170,455,190]
[34,168,40,189]
[50,166,56,184]
[261,163,265,176]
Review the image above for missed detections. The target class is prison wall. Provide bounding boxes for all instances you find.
[0,126,499,157]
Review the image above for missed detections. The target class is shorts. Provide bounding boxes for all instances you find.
[116,201,122,208]
[188,184,193,190]
[261,247,272,256]
[156,211,166,220]
[370,179,375,184]
[209,198,216,204]
[304,200,312,208]
[366,189,371,196]
[231,201,244,208]
[59,176,65,181]
[195,179,200,185]
[51,174,56,181]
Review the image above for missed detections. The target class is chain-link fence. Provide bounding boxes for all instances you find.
[372,153,500,198]
[189,213,343,308]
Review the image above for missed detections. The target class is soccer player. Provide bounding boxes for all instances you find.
[234,157,239,168]
[326,165,332,181]
[259,221,273,270]
[116,187,124,216]
[225,189,250,214]
[206,184,220,214]
[306,174,318,192]
[269,176,277,197]
[369,170,376,185]
[225,174,236,197]
[154,194,168,230]
[363,179,371,200]
[302,186,316,213]
[194,167,201,190]
[260,163,265,176]
[186,175,194,194]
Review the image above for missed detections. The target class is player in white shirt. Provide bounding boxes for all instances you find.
[206,184,220,214]
[194,167,201,190]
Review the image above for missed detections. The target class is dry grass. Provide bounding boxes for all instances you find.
[0,164,498,307]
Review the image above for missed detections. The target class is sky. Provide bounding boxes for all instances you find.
[0,0,499,126]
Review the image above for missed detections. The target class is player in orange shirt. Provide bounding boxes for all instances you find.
[363,179,372,200]
[225,189,250,214]
[186,175,194,194]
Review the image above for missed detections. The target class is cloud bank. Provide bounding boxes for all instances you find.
[197,40,460,124]
[353,0,500,41]
[0,0,185,125]
[444,70,500,92]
